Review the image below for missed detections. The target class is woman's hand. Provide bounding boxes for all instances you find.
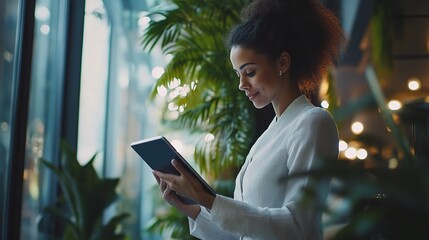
[153,159,215,210]
[153,169,201,220]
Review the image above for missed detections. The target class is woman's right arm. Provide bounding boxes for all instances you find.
[189,204,239,240]
[154,173,238,239]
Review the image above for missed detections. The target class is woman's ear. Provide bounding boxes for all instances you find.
[277,52,291,74]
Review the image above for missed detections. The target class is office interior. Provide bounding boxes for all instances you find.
[1,0,428,239]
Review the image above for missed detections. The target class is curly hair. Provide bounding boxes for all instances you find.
[227,0,345,96]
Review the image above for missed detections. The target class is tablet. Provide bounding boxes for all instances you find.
[131,136,216,204]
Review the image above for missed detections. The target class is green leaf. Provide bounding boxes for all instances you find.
[39,140,129,240]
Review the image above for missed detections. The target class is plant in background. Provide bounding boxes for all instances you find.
[37,141,129,240]
[146,203,198,240]
[141,1,249,237]
[141,0,251,176]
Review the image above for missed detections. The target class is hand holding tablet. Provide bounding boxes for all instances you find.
[131,136,216,204]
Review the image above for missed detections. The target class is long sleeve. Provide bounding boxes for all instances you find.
[188,95,338,240]
[188,207,239,239]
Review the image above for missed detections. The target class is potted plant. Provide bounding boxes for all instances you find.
[37,141,129,240]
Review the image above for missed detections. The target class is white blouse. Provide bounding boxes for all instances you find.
[189,95,339,240]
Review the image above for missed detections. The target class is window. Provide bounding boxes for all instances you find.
[0,0,21,236]
[19,0,68,238]
[77,0,110,172]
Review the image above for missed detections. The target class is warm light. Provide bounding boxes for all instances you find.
[205,133,215,142]
[23,169,28,181]
[157,85,168,97]
[388,158,398,169]
[388,100,402,111]
[338,140,348,151]
[356,148,368,160]
[351,121,364,135]
[408,78,421,91]
[171,139,183,152]
[345,147,357,160]
[151,66,165,79]
[321,100,329,109]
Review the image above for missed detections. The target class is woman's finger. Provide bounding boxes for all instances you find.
[153,170,175,182]
[171,159,192,179]
[152,172,161,184]
[160,179,167,191]
[164,185,172,195]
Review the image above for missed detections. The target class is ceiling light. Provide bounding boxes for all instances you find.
[407,78,421,91]
[345,147,357,160]
[338,140,348,151]
[321,100,329,109]
[351,121,364,135]
[388,100,402,111]
[357,148,368,160]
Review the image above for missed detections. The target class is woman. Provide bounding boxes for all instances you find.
[153,0,345,239]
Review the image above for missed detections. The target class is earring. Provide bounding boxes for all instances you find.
[279,71,283,76]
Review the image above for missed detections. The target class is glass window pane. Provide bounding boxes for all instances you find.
[77,0,110,173]
[20,0,68,238]
[0,0,20,236]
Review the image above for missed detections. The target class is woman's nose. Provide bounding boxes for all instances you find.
[238,77,249,91]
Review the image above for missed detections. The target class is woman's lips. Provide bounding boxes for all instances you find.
[246,92,259,100]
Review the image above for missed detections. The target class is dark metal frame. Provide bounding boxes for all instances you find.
[5,1,36,239]
[5,0,86,239]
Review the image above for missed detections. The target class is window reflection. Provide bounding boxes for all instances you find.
[77,0,109,172]
[20,0,68,239]
[0,0,20,236]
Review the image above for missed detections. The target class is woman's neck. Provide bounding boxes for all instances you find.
[272,84,302,118]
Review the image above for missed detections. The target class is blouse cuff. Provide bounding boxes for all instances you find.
[188,207,212,237]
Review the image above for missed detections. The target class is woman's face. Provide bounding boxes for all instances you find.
[230,46,286,109]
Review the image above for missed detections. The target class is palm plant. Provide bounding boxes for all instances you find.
[141,0,251,238]
[141,0,251,176]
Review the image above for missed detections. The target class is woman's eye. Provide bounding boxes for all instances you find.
[246,71,256,77]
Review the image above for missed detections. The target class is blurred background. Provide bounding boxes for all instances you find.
[1,0,428,239]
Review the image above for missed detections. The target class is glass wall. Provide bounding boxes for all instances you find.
[20,0,68,238]
[77,0,196,238]
[77,0,159,238]
[77,0,110,172]
[0,0,20,236]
